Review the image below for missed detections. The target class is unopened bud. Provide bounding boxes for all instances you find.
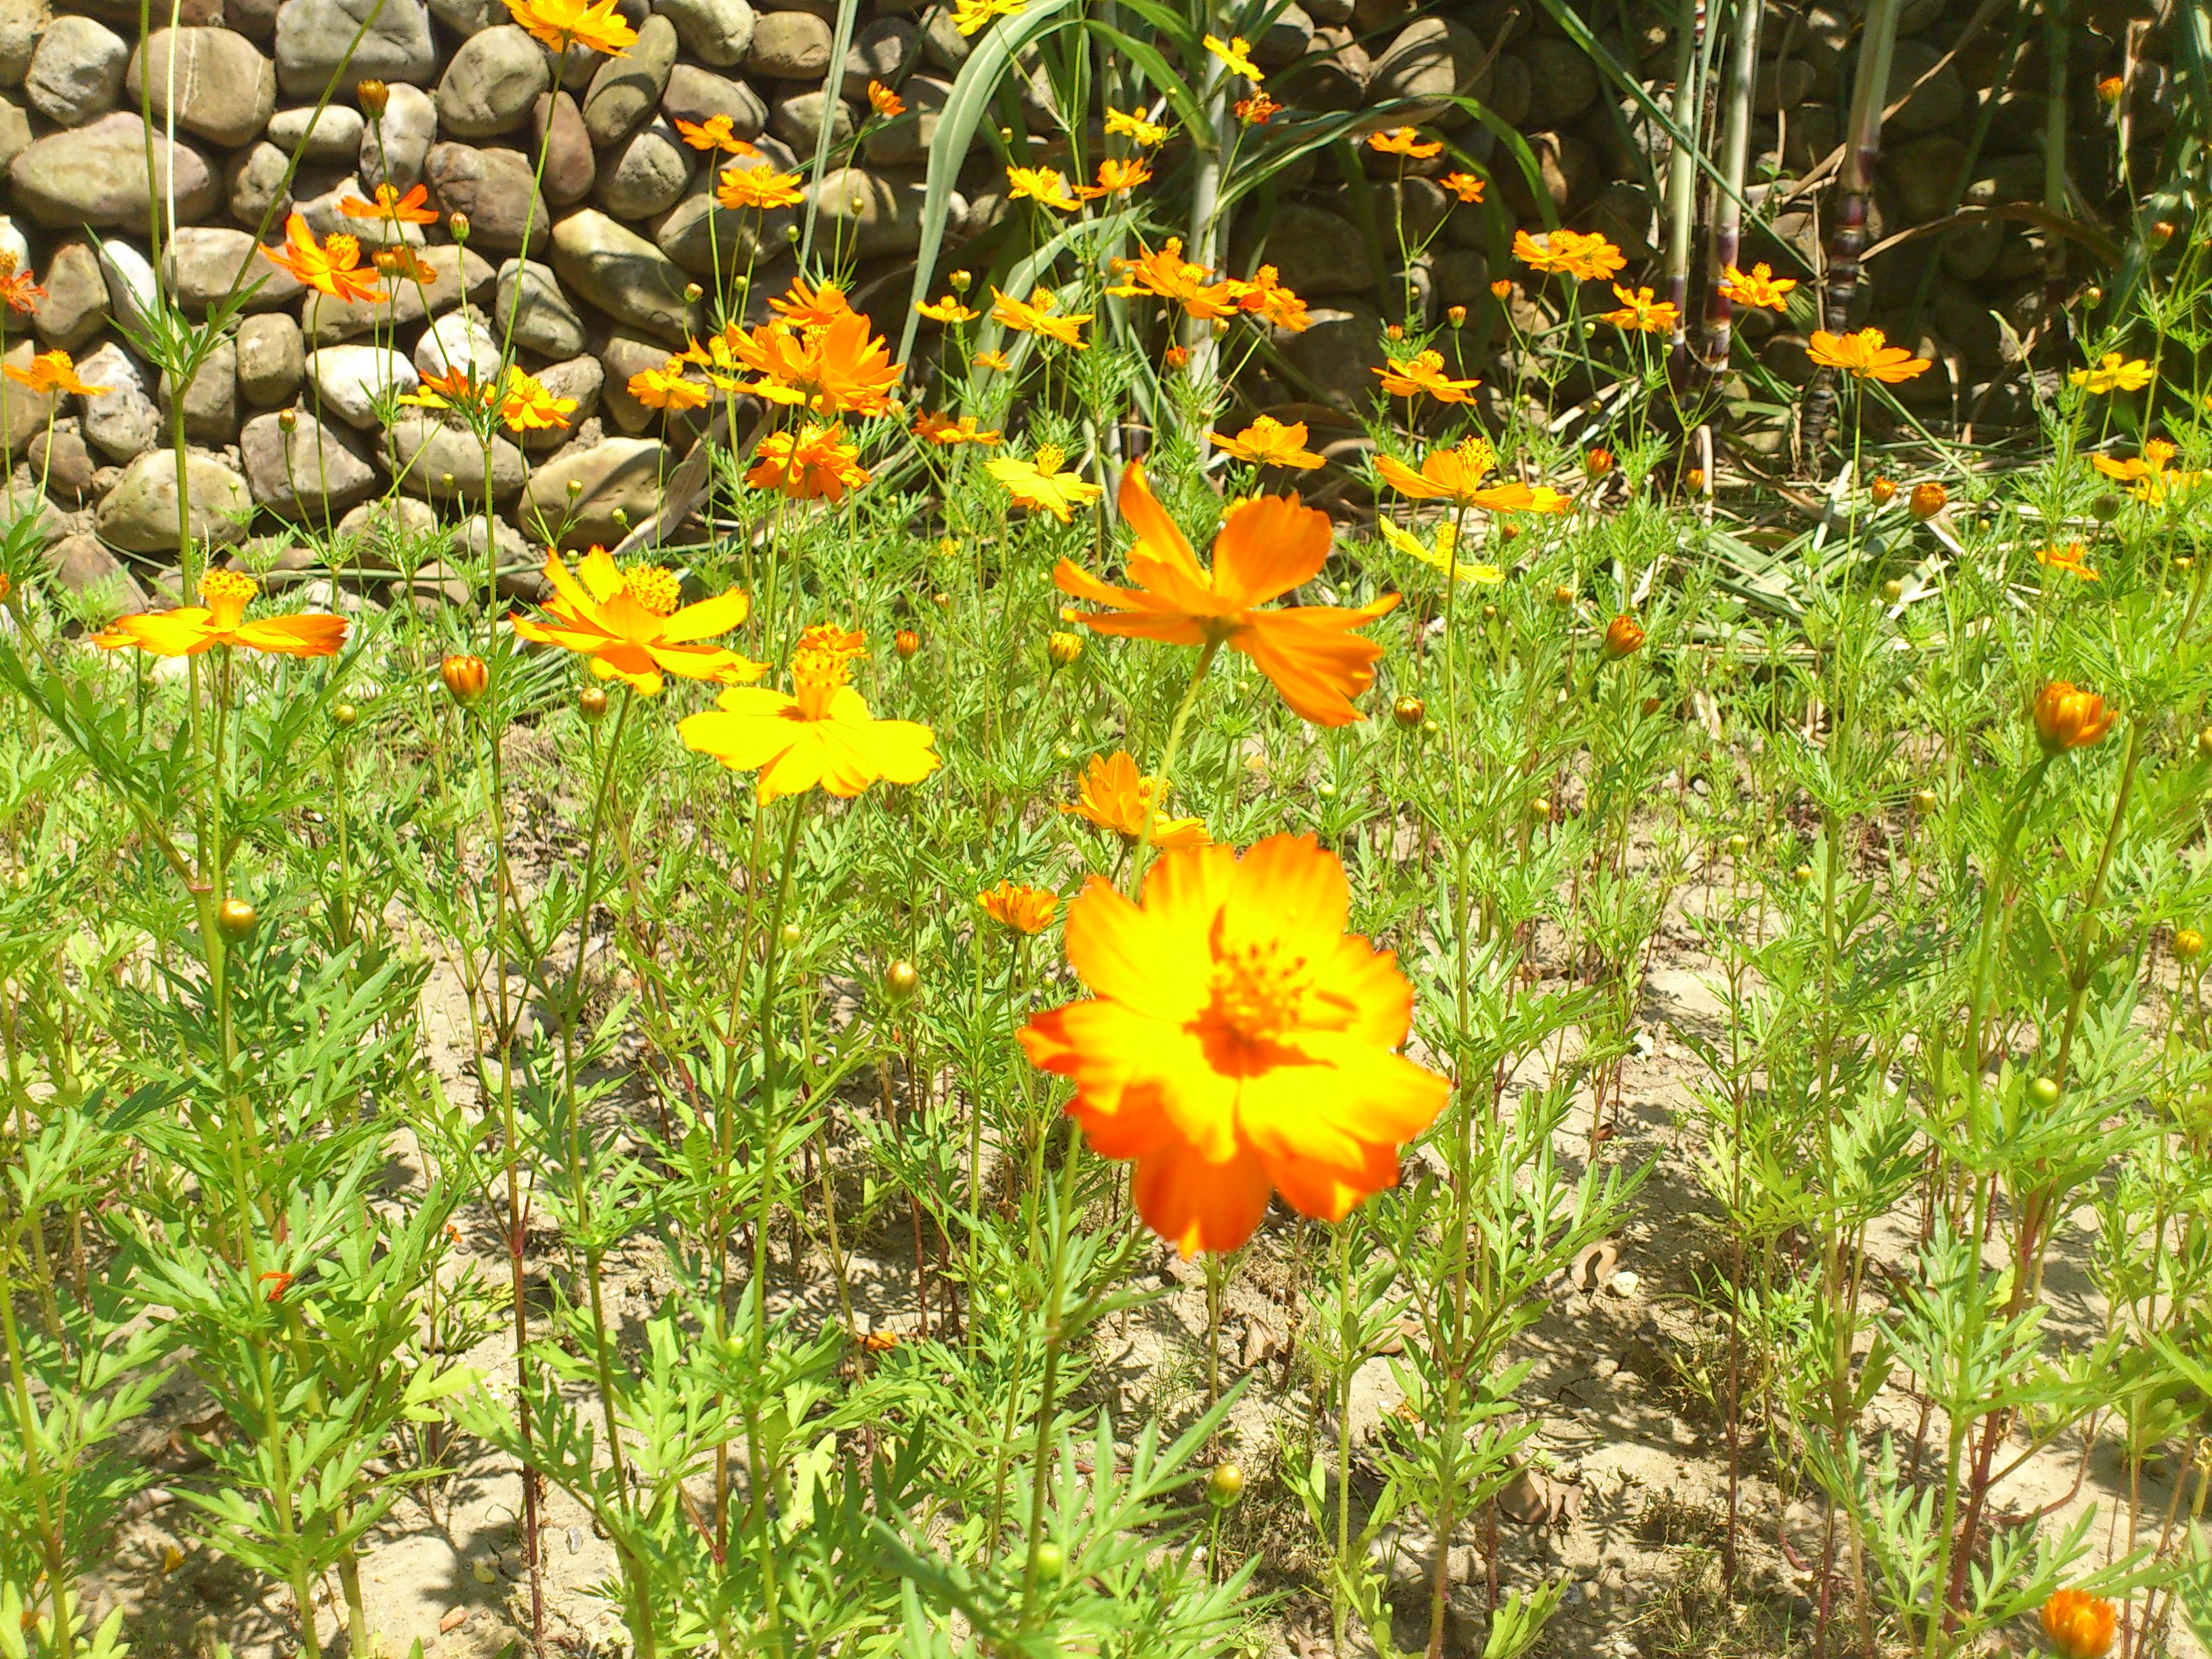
[1046,630,1083,668]
[579,685,609,723]
[1392,694,1425,729]
[358,79,389,117]
[449,212,470,241]
[1908,481,1947,519]
[441,653,489,707]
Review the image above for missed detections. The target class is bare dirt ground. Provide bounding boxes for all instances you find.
[87,885,2196,1659]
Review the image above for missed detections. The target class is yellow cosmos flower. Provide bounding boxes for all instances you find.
[717,161,805,211]
[503,0,634,54]
[1376,517,1502,585]
[1595,284,1679,334]
[2093,438,2201,504]
[5,349,108,397]
[2035,542,2100,581]
[2069,352,2154,394]
[991,285,1092,349]
[987,444,1104,521]
[1204,34,1262,81]
[916,293,981,324]
[678,624,940,803]
[499,366,577,431]
[1376,437,1570,515]
[1062,751,1208,848]
[510,548,762,695]
[951,0,1024,34]
[94,569,346,658]
[1212,414,1324,470]
[979,880,1057,934]
[1006,164,1080,212]
[1105,105,1170,146]
[914,410,1003,446]
[628,359,710,412]
[1374,350,1480,403]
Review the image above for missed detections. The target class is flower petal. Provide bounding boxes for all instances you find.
[1209,492,1332,609]
[1130,1138,1273,1256]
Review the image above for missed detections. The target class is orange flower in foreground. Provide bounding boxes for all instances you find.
[1377,436,1570,515]
[1055,462,1399,726]
[262,213,385,304]
[1235,265,1310,332]
[339,182,439,225]
[510,548,762,695]
[717,160,805,211]
[1368,126,1442,159]
[1808,327,1931,384]
[1019,835,1448,1256]
[678,624,939,803]
[1080,157,1153,199]
[6,349,108,397]
[728,311,902,415]
[95,570,347,658]
[1596,284,1678,334]
[744,422,870,501]
[1374,349,1480,404]
[2041,1591,2116,1659]
[1717,262,1795,310]
[1213,415,1324,470]
[980,880,1057,934]
[1062,752,1209,849]
[675,114,757,155]
[2032,682,2116,755]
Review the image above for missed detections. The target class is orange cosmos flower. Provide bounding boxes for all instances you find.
[987,444,1103,520]
[1717,262,1795,310]
[372,244,441,286]
[510,548,762,695]
[867,79,904,118]
[504,0,634,54]
[95,569,346,658]
[745,422,870,501]
[1019,834,1448,1256]
[1079,156,1153,199]
[0,256,45,314]
[2032,682,2116,754]
[1006,164,1080,212]
[629,359,710,412]
[339,181,439,225]
[2040,1591,2116,1659]
[400,365,501,419]
[1807,327,1931,383]
[262,213,384,304]
[1062,751,1208,848]
[2093,438,2201,504]
[2035,542,2099,582]
[1439,171,1483,204]
[6,349,108,397]
[1105,106,1170,146]
[1368,126,1442,159]
[1213,415,1324,470]
[1056,463,1398,726]
[1377,436,1570,514]
[914,410,1002,446]
[1595,284,1678,333]
[769,276,852,326]
[675,115,757,155]
[979,880,1057,934]
[1109,239,1244,321]
[678,623,939,803]
[991,285,1092,349]
[973,349,1012,372]
[1374,349,1480,403]
[1233,265,1310,332]
[728,311,902,416]
[1233,92,1279,124]
[717,161,805,211]
[1513,228,1626,282]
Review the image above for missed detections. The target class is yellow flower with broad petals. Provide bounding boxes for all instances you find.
[94,569,347,658]
[1376,516,1502,585]
[675,115,757,155]
[717,161,805,211]
[2093,438,2200,504]
[5,349,108,397]
[1374,350,1480,403]
[2069,352,2154,394]
[1807,327,1931,383]
[678,624,939,803]
[1595,284,1678,334]
[1213,415,1324,470]
[979,880,1057,934]
[991,285,1092,349]
[1204,34,1262,80]
[1368,126,1442,159]
[2035,542,2100,581]
[769,276,853,326]
[987,444,1104,521]
[503,0,634,54]
[1105,105,1170,146]
[510,548,760,694]
[1006,164,1080,212]
[951,0,1023,33]
[1062,751,1209,848]
[629,359,710,412]
[1376,437,1570,516]
[1513,228,1626,283]
[916,293,981,324]
[500,367,577,432]
[1717,262,1795,310]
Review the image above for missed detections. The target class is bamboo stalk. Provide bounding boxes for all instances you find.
[1660,0,1706,382]
[1699,0,1764,373]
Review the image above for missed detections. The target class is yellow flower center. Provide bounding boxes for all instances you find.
[199,568,260,631]
[621,565,682,617]
[1205,937,1311,1045]
[1033,445,1065,474]
[790,624,867,719]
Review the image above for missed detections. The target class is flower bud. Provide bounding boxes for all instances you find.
[2150,220,2175,247]
[1910,787,1937,815]
[949,269,972,291]
[684,282,703,302]
[441,653,489,707]
[357,79,389,117]
[449,212,470,241]
[2091,493,2124,523]
[1447,304,1467,327]
[1031,1541,1065,1581]
[1724,833,1747,856]
[218,897,259,941]
[780,920,802,948]
[1385,323,1404,341]
[579,685,609,723]
[1164,346,1189,371]
[1584,447,1614,478]
[2028,1076,2061,1107]
[1207,1463,1245,1506]
[568,478,585,497]
[331,701,358,729]
[1881,579,1904,602]
[2082,285,2104,308]
[1790,864,1814,888]
[1685,466,1704,493]
[1869,476,1896,506]
[1528,796,1551,821]
[1490,278,1512,300]
[2097,74,2123,104]
[1551,583,1574,609]
[1047,630,1083,668]
[884,960,919,1001]
[1908,481,1946,519]
[931,590,951,610]
[1603,615,1645,659]
[2175,927,2203,962]
[2197,726,2212,759]
[2032,681,2115,754]
[2042,1589,2118,1659]
[278,407,298,432]
[895,628,920,659]
[785,223,802,244]
[1392,694,1425,729]
[1498,523,1520,542]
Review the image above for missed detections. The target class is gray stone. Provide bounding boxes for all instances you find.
[437,24,549,138]
[1883,39,1963,138]
[30,241,107,352]
[495,258,588,357]
[384,411,526,504]
[239,407,377,520]
[661,63,764,136]
[10,112,219,230]
[360,81,436,191]
[300,244,493,341]
[25,16,129,127]
[1753,58,1814,113]
[224,140,294,224]
[842,15,914,99]
[583,12,676,146]
[806,165,926,258]
[861,72,945,165]
[768,87,853,152]
[596,119,692,218]
[47,531,148,609]
[518,434,665,548]
[96,239,161,335]
[1273,300,1386,411]
[274,0,436,96]
[1370,16,1481,122]
[306,342,418,428]
[0,0,47,87]
[227,0,282,42]
[1882,133,1969,224]
[0,93,26,172]
[918,5,968,75]
[459,510,533,579]
[96,450,253,554]
[422,143,552,254]
[1250,2,1312,69]
[1278,28,1366,112]
[655,0,754,68]
[533,90,595,205]
[1243,202,1376,297]
[427,0,498,37]
[158,339,237,446]
[336,494,438,562]
[77,342,161,463]
[129,28,277,147]
[237,312,305,405]
[30,419,97,501]
[295,173,425,245]
[167,226,307,315]
[747,9,830,77]
[1517,33,1597,126]
[0,340,54,460]
[651,185,792,276]
[551,208,701,346]
[268,101,363,160]
[518,352,600,450]
[413,310,500,379]
[1497,128,1599,218]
